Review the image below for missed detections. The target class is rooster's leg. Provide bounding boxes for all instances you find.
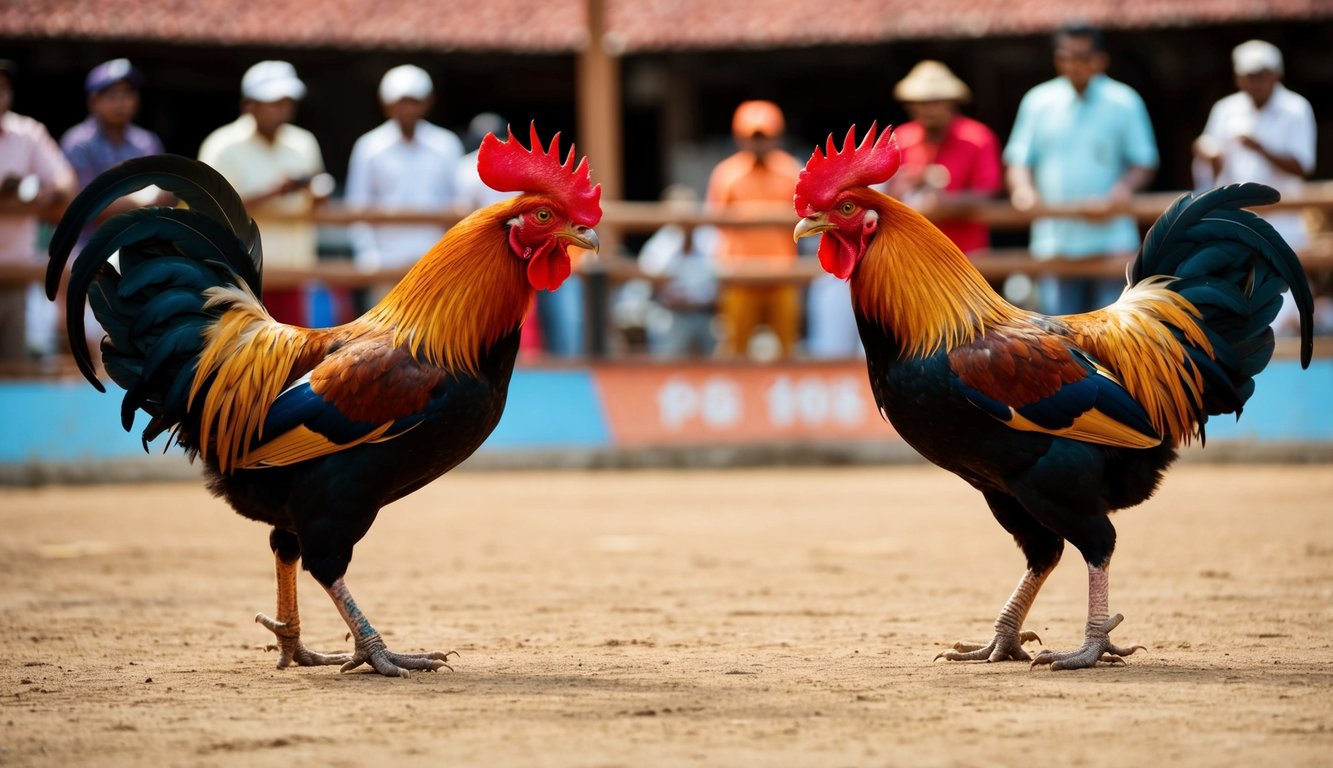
[255,547,353,668]
[1030,563,1146,670]
[936,568,1046,662]
[324,577,457,677]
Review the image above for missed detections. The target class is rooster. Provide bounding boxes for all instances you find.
[793,124,1313,669]
[46,124,601,676]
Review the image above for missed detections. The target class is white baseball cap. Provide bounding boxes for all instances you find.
[379,65,433,104]
[241,60,307,102]
[1232,40,1283,76]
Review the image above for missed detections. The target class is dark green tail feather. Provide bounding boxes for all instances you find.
[1131,182,1314,438]
[1135,183,1312,370]
[46,155,262,453]
[47,154,261,298]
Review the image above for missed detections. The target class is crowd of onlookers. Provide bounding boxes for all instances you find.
[1,23,1326,370]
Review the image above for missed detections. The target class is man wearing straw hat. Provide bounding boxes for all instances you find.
[885,60,1003,256]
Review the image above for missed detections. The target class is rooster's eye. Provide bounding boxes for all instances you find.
[838,201,856,216]
[533,208,553,223]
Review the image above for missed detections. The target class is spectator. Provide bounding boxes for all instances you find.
[885,60,1003,255]
[61,59,164,194]
[1194,41,1317,338]
[60,59,169,370]
[1003,22,1158,315]
[706,100,803,359]
[199,60,329,325]
[1193,40,1315,252]
[637,184,719,358]
[0,59,76,366]
[345,65,464,307]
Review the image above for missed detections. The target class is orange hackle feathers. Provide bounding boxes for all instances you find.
[181,124,597,475]
[360,196,533,376]
[479,122,602,228]
[852,193,1217,447]
[188,284,313,473]
[1065,278,1215,446]
[795,122,901,216]
[851,195,1025,358]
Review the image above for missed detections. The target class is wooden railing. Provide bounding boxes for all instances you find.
[6,186,1331,376]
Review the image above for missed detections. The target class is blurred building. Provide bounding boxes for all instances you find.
[2,2,1330,203]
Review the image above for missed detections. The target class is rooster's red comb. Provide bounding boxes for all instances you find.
[793,123,901,216]
[478,122,602,228]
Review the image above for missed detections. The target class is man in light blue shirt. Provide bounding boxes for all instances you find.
[1004,23,1158,315]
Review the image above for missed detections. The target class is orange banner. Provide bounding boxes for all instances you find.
[592,362,899,447]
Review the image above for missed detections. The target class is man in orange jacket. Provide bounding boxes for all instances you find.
[706,100,803,359]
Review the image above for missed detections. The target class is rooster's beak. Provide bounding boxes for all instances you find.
[559,225,600,256]
[794,214,833,242]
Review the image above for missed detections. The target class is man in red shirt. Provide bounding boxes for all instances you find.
[884,60,1003,255]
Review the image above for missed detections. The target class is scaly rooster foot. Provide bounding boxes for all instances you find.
[339,633,458,678]
[935,630,1042,662]
[1030,614,1146,670]
[255,613,353,668]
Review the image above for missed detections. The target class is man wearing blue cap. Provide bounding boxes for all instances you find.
[58,58,167,373]
[61,59,164,193]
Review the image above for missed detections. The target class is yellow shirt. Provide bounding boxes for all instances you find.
[705,149,801,268]
[198,115,325,269]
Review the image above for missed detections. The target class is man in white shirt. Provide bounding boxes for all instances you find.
[199,60,328,325]
[345,65,464,300]
[1194,39,1316,251]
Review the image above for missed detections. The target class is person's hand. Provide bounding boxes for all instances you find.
[1108,181,1134,207]
[1193,135,1221,160]
[1237,134,1262,153]
[277,176,311,195]
[0,174,40,205]
[1010,184,1038,211]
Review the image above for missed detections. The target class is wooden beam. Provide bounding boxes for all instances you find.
[577,0,622,203]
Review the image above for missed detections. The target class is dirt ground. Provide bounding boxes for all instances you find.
[2,464,1331,767]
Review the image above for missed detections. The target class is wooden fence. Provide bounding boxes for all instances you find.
[5,186,1332,376]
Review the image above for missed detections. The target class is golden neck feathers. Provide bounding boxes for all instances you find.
[851,195,1024,358]
[361,200,533,375]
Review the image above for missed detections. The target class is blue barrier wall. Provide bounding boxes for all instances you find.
[2,359,1329,468]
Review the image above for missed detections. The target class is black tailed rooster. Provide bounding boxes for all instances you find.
[47,124,601,676]
[793,124,1313,669]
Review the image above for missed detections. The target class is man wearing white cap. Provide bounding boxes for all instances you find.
[1193,40,1315,252]
[198,60,328,325]
[345,64,463,304]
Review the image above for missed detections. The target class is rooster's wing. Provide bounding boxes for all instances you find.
[947,326,1162,449]
[239,336,451,468]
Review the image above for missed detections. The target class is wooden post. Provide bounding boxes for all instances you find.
[577,0,622,203]
[577,0,622,358]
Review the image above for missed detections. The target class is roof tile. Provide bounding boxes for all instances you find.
[1,0,1328,52]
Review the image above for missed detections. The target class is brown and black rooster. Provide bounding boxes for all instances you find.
[47,124,601,676]
[793,124,1313,669]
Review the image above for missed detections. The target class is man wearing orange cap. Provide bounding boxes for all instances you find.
[705,100,803,359]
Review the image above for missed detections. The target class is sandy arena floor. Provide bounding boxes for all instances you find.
[2,464,1331,767]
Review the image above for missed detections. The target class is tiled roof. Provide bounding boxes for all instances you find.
[606,0,1332,52]
[0,0,588,52]
[2,0,1329,53]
